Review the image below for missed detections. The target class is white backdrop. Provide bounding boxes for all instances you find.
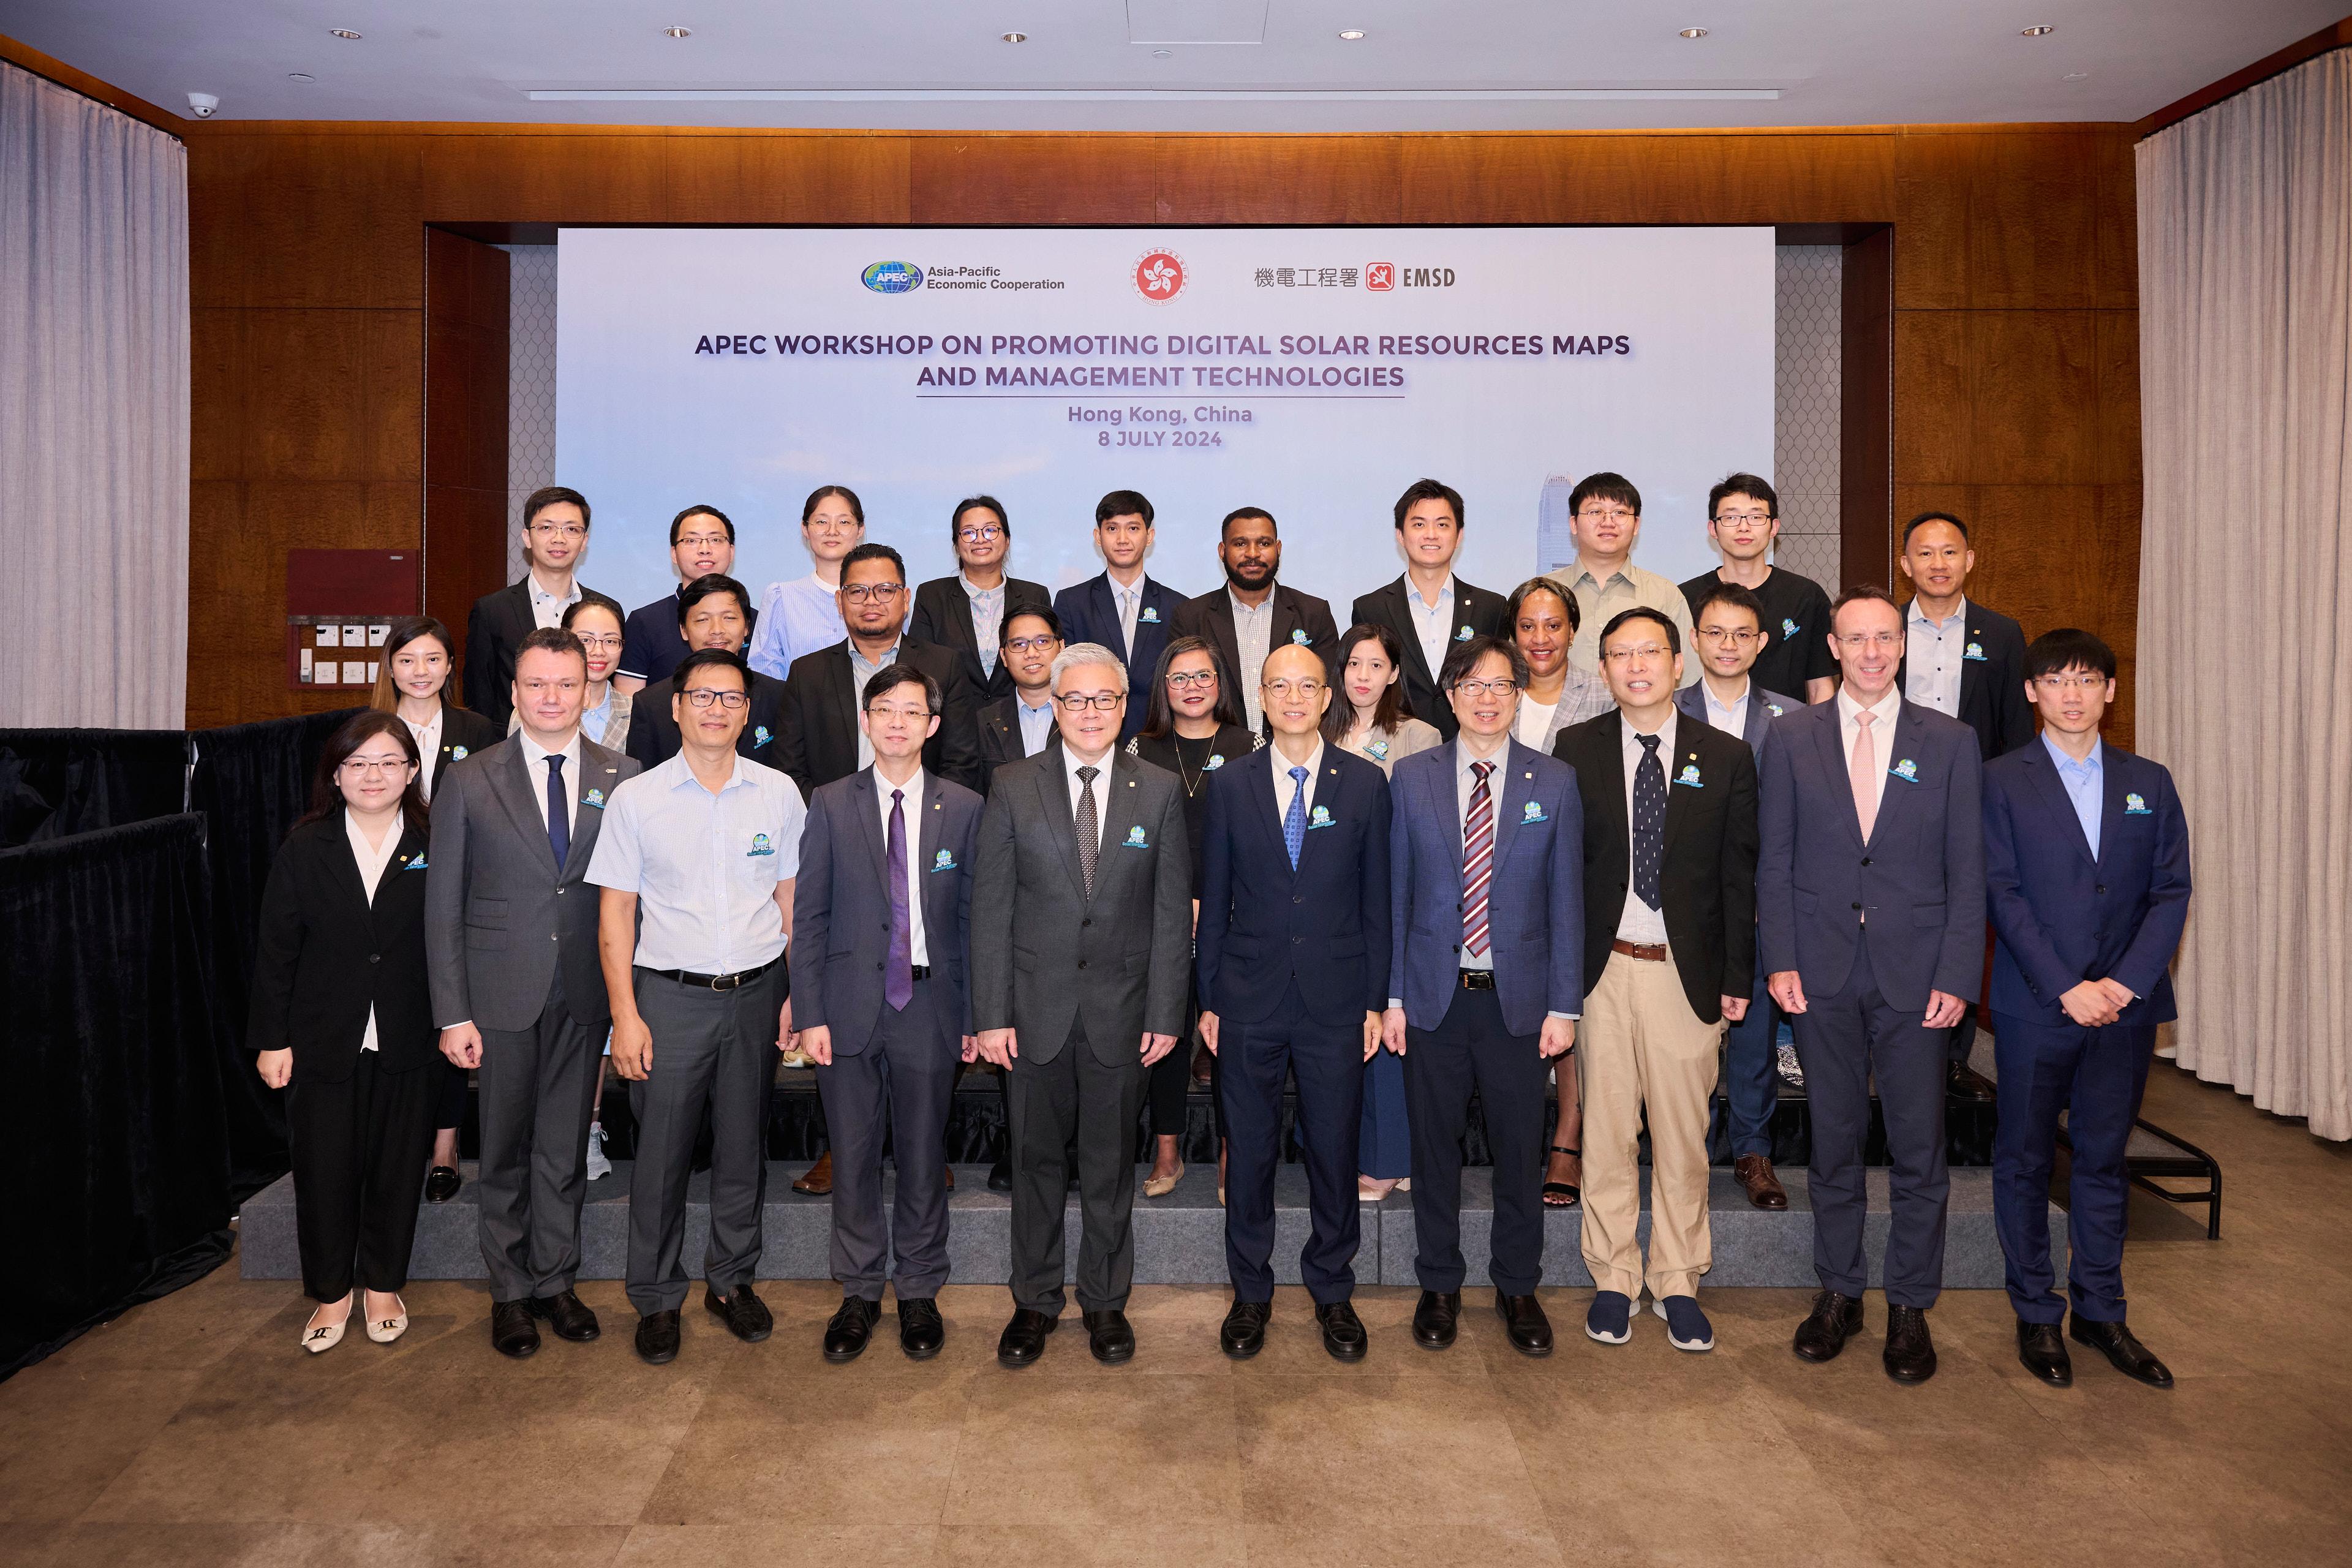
[556,226,1774,614]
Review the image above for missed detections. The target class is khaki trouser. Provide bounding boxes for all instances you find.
[1578,950,1724,1300]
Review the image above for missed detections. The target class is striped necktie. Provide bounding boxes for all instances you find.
[1463,760,1495,957]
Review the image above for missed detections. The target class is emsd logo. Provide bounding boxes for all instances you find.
[862,260,925,294]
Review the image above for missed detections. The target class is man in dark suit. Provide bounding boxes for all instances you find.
[616,505,755,694]
[910,496,1052,707]
[1678,581,1805,1211]
[1171,507,1340,733]
[1053,490,1179,743]
[427,627,639,1359]
[1196,642,1391,1362]
[464,486,601,730]
[1349,477,1508,741]
[778,543,981,797]
[971,642,1192,1368]
[1384,635,1585,1358]
[1985,629,2190,1391]
[977,607,1065,794]
[791,662,985,1365]
[1760,584,1985,1385]
[1554,608,1757,1354]
[624,574,788,772]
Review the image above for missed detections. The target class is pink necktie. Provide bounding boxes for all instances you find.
[1850,710,1879,842]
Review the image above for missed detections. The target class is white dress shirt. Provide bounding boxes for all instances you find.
[1229,589,1275,731]
[1271,739,1323,827]
[1513,698,1559,750]
[516,727,583,839]
[1406,575,1456,682]
[960,575,1005,677]
[586,752,805,974]
[1061,743,1117,852]
[345,811,406,1053]
[526,570,582,630]
[875,766,929,967]
[1837,685,1903,824]
[1615,712,1675,944]
[402,707,444,804]
[1702,677,1751,741]
[1904,597,1967,718]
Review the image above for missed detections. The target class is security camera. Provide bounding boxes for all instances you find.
[187,92,219,118]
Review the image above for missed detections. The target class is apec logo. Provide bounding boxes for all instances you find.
[861,260,925,294]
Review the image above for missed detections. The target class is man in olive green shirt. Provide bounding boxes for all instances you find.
[1545,472,1700,689]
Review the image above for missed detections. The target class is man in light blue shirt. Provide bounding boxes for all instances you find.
[2044,731,2103,855]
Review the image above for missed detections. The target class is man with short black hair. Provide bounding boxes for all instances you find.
[1544,472,1698,689]
[1172,507,1341,731]
[466,486,604,729]
[1351,477,1509,741]
[978,607,1065,790]
[911,496,1052,707]
[1676,473,1836,704]
[624,574,788,771]
[1054,491,1180,742]
[617,505,757,694]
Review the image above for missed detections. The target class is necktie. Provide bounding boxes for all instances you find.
[1076,764,1101,899]
[885,787,913,1010]
[1463,760,1495,957]
[1118,588,1137,657]
[1632,733,1665,910]
[1283,765,1309,870]
[544,754,568,870]
[1850,709,1880,843]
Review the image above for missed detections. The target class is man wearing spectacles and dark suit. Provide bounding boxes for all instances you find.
[465,486,605,731]
[909,496,1052,707]
[623,575,788,772]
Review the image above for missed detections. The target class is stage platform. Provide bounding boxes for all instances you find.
[238,1164,2051,1289]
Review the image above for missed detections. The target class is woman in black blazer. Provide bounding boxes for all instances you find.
[371,616,499,1199]
[249,710,438,1353]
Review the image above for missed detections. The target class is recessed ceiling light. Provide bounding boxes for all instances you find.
[1339,30,1366,40]
[328,28,361,40]
[1679,28,1708,39]
[1152,48,1172,58]
[662,26,691,38]
[287,72,315,82]
[2063,71,2089,81]
[1002,31,1027,43]
[2021,24,2056,36]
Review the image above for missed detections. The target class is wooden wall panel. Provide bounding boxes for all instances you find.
[422,228,510,674]
[1154,137,1403,224]
[418,130,670,223]
[1398,132,1896,225]
[908,135,1157,224]
[662,133,913,224]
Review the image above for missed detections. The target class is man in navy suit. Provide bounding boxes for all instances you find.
[1384,635,1584,1357]
[1349,477,1509,741]
[1052,491,1178,743]
[791,662,986,1365]
[1196,643,1392,1362]
[1984,629,2190,1391]
[1759,584,1985,1385]
[1678,581,1806,1211]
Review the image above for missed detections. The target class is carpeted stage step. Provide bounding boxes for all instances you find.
[238,1164,2050,1289]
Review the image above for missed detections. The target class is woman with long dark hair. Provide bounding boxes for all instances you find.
[747,483,867,678]
[247,711,437,1352]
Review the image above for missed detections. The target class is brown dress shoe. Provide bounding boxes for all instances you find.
[1733,1155,1789,1211]
[793,1150,834,1196]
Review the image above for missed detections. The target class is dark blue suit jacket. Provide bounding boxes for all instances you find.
[1673,681,1804,767]
[1054,572,1180,742]
[1196,745,1392,1024]
[1388,739,1585,1036]
[1757,697,1986,1011]
[1983,739,2190,1027]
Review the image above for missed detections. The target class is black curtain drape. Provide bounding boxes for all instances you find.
[0,815,235,1378]
[0,728,193,848]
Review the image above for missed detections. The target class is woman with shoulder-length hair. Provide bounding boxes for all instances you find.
[1504,576,1613,756]
[247,710,438,1352]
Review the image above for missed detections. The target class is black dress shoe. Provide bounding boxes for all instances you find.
[2070,1316,2174,1388]
[489,1298,540,1359]
[635,1308,680,1365]
[1883,1304,1938,1384]
[1947,1060,1996,1101]
[1411,1289,1461,1351]
[823,1296,881,1363]
[997,1308,1057,1368]
[898,1298,945,1360]
[1084,1308,1136,1365]
[1792,1290,1864,1363]
[526,1289,600,1343]
[986,1158,1012,1193]
[1494,1291,1555,1357]
[1316,1300,1368,1362]
[704,1284,774,1343]
[423,1166,462,1204]
[1219,1299,1271,1360]
[2017,1320,2073,1387]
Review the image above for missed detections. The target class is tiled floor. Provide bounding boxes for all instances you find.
[4,1065,2348,1567]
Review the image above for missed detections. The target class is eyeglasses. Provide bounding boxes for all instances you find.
[1695,626,1760,646]
[1602,643,1673,664]
[2034,674,2107,693]
[957,524,1005,544]
[1005,635,1061,654]
[1167,670,1218,690]
[1575,508,1636,524]
[681,688,748,709]
[1450,678,1520,698]
[1835,631,1904,651]
[1262,678,1324,699]
[867,703,934,721]
[339,757,415,778]
[529,522,586,541]
[1712,510,1774,525]
[573,633,622,652]
[1056,692,1124,712]
[841,582,905,605]
[675,532,729,550]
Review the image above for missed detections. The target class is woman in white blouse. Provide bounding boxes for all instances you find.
[1507,577,1614,758]
[510,595,634,750]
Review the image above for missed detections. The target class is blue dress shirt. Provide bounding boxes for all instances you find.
[2043,731,2103,858]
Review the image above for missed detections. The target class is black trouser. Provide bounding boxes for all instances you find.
[287,1051,438,1302]
[818,979,960,1300]
[1146,976,1203,1140]
[1006,1021,1147,1315]
[431,1054,469,1138]
[474,972,603,1303]
[1401,983,1548,1297]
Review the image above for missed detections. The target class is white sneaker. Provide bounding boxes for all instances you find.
[584,1121,612,1182]
[1775,1041,1805,1088]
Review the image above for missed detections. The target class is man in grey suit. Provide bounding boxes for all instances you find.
[792,662,984,1365]
[428,627,639,1359]
[971,642,1192,1368]
[1759,584,1985,1385]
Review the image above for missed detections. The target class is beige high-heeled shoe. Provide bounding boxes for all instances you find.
[1142,1162,1185,1199]
[364,1294,409,1343]
[302,1294,353,1354]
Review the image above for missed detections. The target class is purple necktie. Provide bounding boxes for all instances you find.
[886,786,914,1011]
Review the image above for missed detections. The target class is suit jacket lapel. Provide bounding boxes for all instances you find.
[1294,753,1346,880]
[1868,703,1930,849]
[854,769,892,891]
[1493,741,1538,869]
[2020,742,2095,866]
[1204,594,1241,685]
[1087,576,1123,657]
[325,816,374,923]
[828,648,859,761]
[1384,579,1436,690]
[1246,747,1289,875]
[560,745,624,879]
[1660,724,1700,853]
[1809,706,1867,850]
[492,741,551,858]
[940,583,979,659]
[1034,754,1087,902]
[2094,747,2129,868]
[916,772,951,931]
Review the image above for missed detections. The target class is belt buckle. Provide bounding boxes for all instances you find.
[710,970,741,992]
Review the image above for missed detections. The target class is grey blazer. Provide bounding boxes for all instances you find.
[969,747,1193,1066]
[790,767,984,1053]
[424,734,638,1033]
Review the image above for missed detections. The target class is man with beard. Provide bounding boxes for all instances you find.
[1172,507,1340,733]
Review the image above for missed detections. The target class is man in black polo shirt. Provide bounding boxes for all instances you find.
[1677,473,1836,706]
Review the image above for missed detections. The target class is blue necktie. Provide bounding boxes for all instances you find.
[1283,765,1308,870]
[886,787,914,1010]
[1632,733,1664,910]
[545,754,568,871]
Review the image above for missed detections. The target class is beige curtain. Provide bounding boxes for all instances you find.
[2138,50,2352,1140]
[0,62,189,728]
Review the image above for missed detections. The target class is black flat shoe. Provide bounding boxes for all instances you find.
[1792,1290,1864,1363]
[704,1284,774,1343]
[1883,1304,1938,1384]
[1316,1300,1368,1362]
[898,1298,945,1360]
[1494,1291,1554,1357]
[823,1296,880,1363]
[526,1289,600,1343]
[489,1298,540,1359]
[1084,1308,1136,1365]
[2069,1316,2174,1389]
[986,1158,1012,1193]
[423,1166,462,1204]
[2017,1320,2072,1387]
[1219,1299,1271,1360]
[1411,1289,1460,1351]
[1542,1144,1581,1208]
[997,1308,1057,1368]
[635,1309,680,1365]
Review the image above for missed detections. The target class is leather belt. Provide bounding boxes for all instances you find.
[639,955,782,992]
[1457,969,1497,990]
[1610,939,1669,962]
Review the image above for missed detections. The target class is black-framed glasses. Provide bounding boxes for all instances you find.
[842,582,905,605]
[682,688,748,709]
[1005,635,1061,654]
[957,524,1005,545]
[1450,678,1520,698]
[1055,692,1123,712]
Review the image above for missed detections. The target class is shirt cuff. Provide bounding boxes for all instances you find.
[1547,1011,1580,1021]
[1386,997,1403,1011]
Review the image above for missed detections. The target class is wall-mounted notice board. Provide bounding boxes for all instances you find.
[285,550,420,691]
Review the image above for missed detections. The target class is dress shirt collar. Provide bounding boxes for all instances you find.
[1620,709,1678,758]
[657,748,752,797]
[517,725,582,774]
[1270,737,1324,786]
[959,573,1003,602]
[1227,587,1273,619]
[526,571,581,611]
[1906,594,1967,632]
[1836,684,1902,731]
[1702,676,1751,718]
[875,764,926,806]
[1453,736,1512,782]
[2041,731,2103,778]
[1570,560,1635,592]
[847,636,902,668]
[1407,574,1456,613]
[1063,740,1116,785]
